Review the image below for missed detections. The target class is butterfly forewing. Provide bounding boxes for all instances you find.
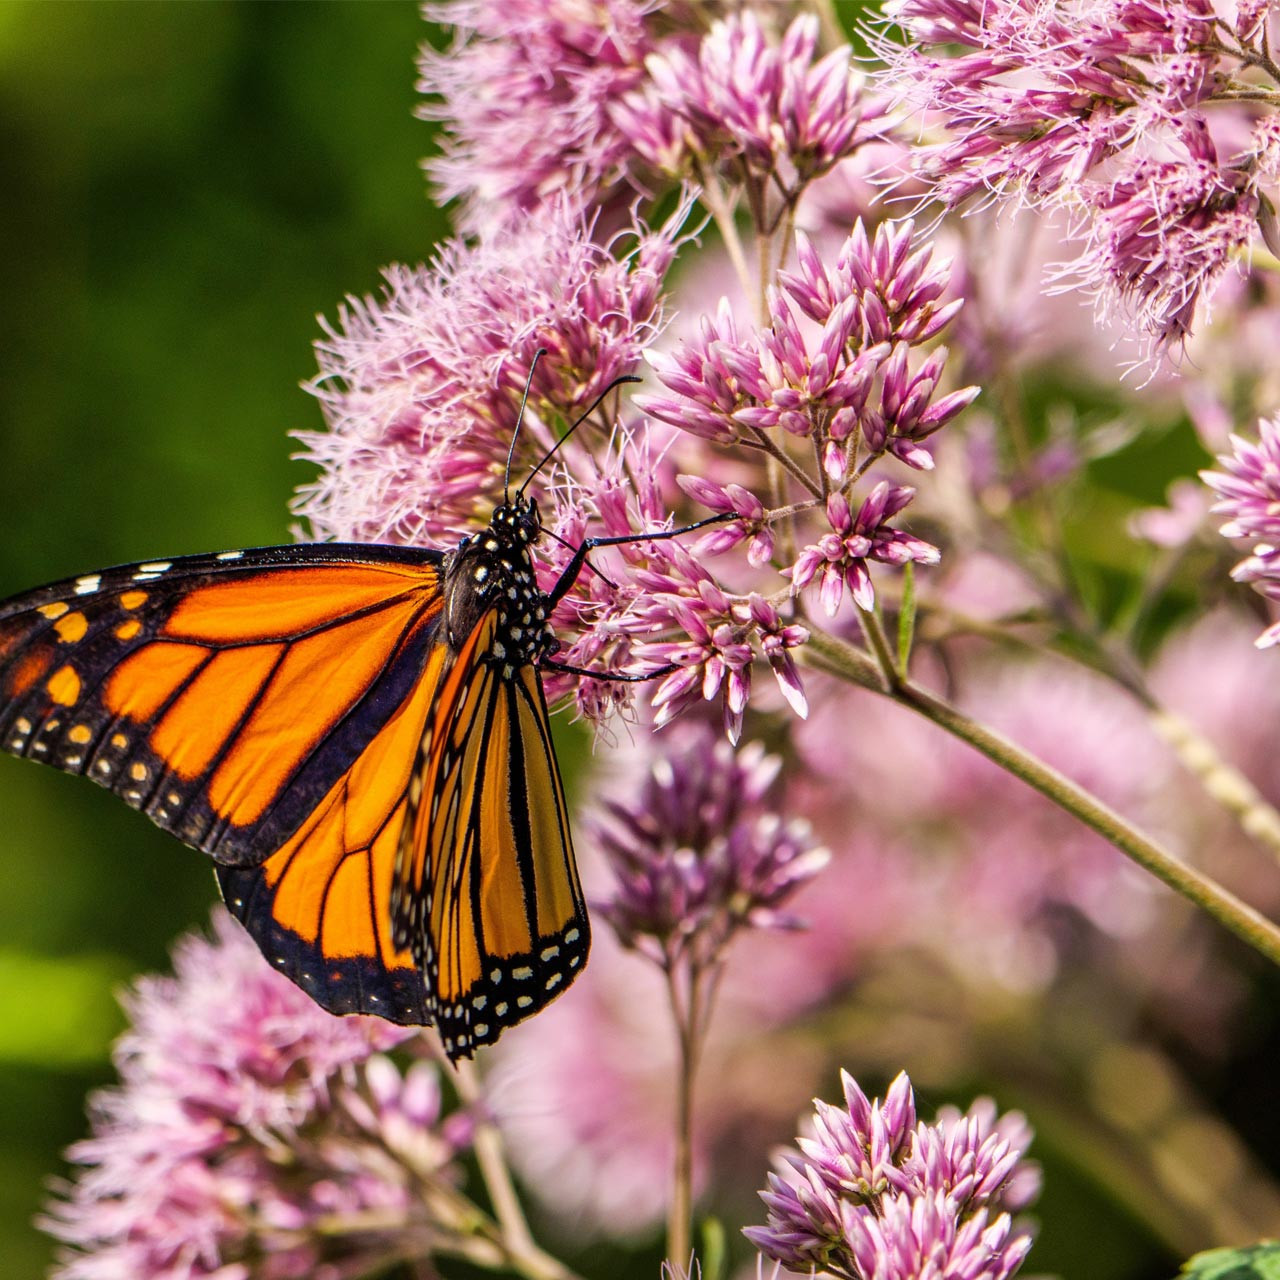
[0,544,445,865]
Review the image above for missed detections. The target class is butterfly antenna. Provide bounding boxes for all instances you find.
[504,347,548,503]
[517,373,642,498]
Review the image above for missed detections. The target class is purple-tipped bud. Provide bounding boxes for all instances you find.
[592,728,826,962]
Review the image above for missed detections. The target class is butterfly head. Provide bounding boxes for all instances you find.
[489,495,542,547]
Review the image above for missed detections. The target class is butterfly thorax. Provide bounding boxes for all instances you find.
[443,499,556,677]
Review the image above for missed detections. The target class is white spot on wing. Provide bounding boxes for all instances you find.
[74,575,100,595]
[216,551,243,561]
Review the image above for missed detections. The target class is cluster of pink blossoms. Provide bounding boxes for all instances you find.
[297,5,975,741]
[746,1072,1039,1280]
[43,915,465,1280]
[592,724,829,965]
[424,4,884,231]
[510,215,974,739]
[878,0,1280,352]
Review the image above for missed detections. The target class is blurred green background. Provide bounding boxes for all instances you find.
[0,3,445,1272]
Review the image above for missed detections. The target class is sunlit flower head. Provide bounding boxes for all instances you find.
[745,1070,1038,1280]
[295,198,686,546]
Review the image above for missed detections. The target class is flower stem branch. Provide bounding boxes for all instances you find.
[803,629,1280,966]
[859,604,903,685]
[693,161,754,307]
[451,1060,585,1280]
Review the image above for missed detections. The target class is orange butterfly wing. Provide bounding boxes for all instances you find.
[1,526,590,1051]
[0,544,445,866]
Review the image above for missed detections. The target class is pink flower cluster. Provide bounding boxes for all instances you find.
[641,218,974,622]
[295,198,684,546]
[43,914,462,1280]
[419,0,659,232]
[421,4,884,232]
[592,723,829,966]
[614,11,885,201]
[745,1071,1039,1280]
[878,0,1280,351]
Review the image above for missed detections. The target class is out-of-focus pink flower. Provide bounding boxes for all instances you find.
[1204,416,1280,645]
[1130,478,1209,548]
[744,1071,1038,1280]
[795,655,1169,991]
[592,724,829,965]
[42,912,464,1280]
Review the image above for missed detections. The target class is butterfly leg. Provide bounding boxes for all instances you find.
[541,657,678,682]
[544,512,738,608]
[542,527,618,590]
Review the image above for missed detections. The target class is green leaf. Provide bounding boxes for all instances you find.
[897,561,917,674]
[1177,1242,1280,1280]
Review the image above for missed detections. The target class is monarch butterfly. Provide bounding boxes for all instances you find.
[0,364,728,1060]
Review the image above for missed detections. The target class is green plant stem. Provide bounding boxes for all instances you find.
[896,587,1280,869]
[804,629,1280,966]
[665,964,697,1271]
[451,1060,585,1280]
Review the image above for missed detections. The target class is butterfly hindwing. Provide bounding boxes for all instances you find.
[391,612,589,1060]
[0,543,445,866]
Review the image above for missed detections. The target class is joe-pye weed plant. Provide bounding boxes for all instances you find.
[39,3,1280,1278]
